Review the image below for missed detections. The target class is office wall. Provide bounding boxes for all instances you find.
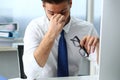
[0,0,44,38]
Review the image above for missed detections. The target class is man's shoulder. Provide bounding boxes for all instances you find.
[71,16,93,27]
[26,16,48,31]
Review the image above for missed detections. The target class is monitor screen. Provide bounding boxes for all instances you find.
[99,0,120,80]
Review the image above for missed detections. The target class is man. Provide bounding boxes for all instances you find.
[23,0,99,79]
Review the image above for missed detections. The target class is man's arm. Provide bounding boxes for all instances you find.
[34,31,56,67]
[34,14,66,67]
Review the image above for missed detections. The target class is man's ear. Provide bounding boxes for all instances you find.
[69,0,72,8]
[42,2,45,8]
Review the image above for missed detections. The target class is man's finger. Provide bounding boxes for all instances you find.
[55,14,62,22]
[87,37,94,53]
[58,15,66,23]
[80,36,87,47]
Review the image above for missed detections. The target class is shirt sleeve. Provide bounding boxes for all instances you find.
[23,20,44,79]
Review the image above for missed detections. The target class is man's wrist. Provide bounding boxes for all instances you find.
[46,30,57,41]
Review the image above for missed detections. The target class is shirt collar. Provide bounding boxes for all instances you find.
[63,17,72,33]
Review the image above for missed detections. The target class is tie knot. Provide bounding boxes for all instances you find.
[61,30,64,35]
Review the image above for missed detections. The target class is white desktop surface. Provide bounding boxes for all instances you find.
[9,75,98,80]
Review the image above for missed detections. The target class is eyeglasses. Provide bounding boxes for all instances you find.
[70,36,89,58]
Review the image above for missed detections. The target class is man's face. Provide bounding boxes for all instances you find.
[43,1,72,24]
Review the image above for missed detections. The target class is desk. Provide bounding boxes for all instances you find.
[0,47,17,51]
[0,42,23,78]
[0,48,19,78]
[9,75,98,80]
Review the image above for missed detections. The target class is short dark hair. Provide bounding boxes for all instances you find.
[41,0,69,4]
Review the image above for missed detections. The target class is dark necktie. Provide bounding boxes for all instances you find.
[57,30,69,77]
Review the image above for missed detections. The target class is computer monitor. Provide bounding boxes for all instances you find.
[99,0,120,80]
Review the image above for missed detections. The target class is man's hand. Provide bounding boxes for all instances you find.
[48,14,66,38]
[80,35,99,63]
[80,35,99,54]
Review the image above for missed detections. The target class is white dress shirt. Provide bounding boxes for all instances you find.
[23,16,98,80]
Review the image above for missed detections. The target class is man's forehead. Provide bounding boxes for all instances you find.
[47,8,68,13]
[45,3,68,11]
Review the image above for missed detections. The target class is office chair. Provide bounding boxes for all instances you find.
[18,45,27,79]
